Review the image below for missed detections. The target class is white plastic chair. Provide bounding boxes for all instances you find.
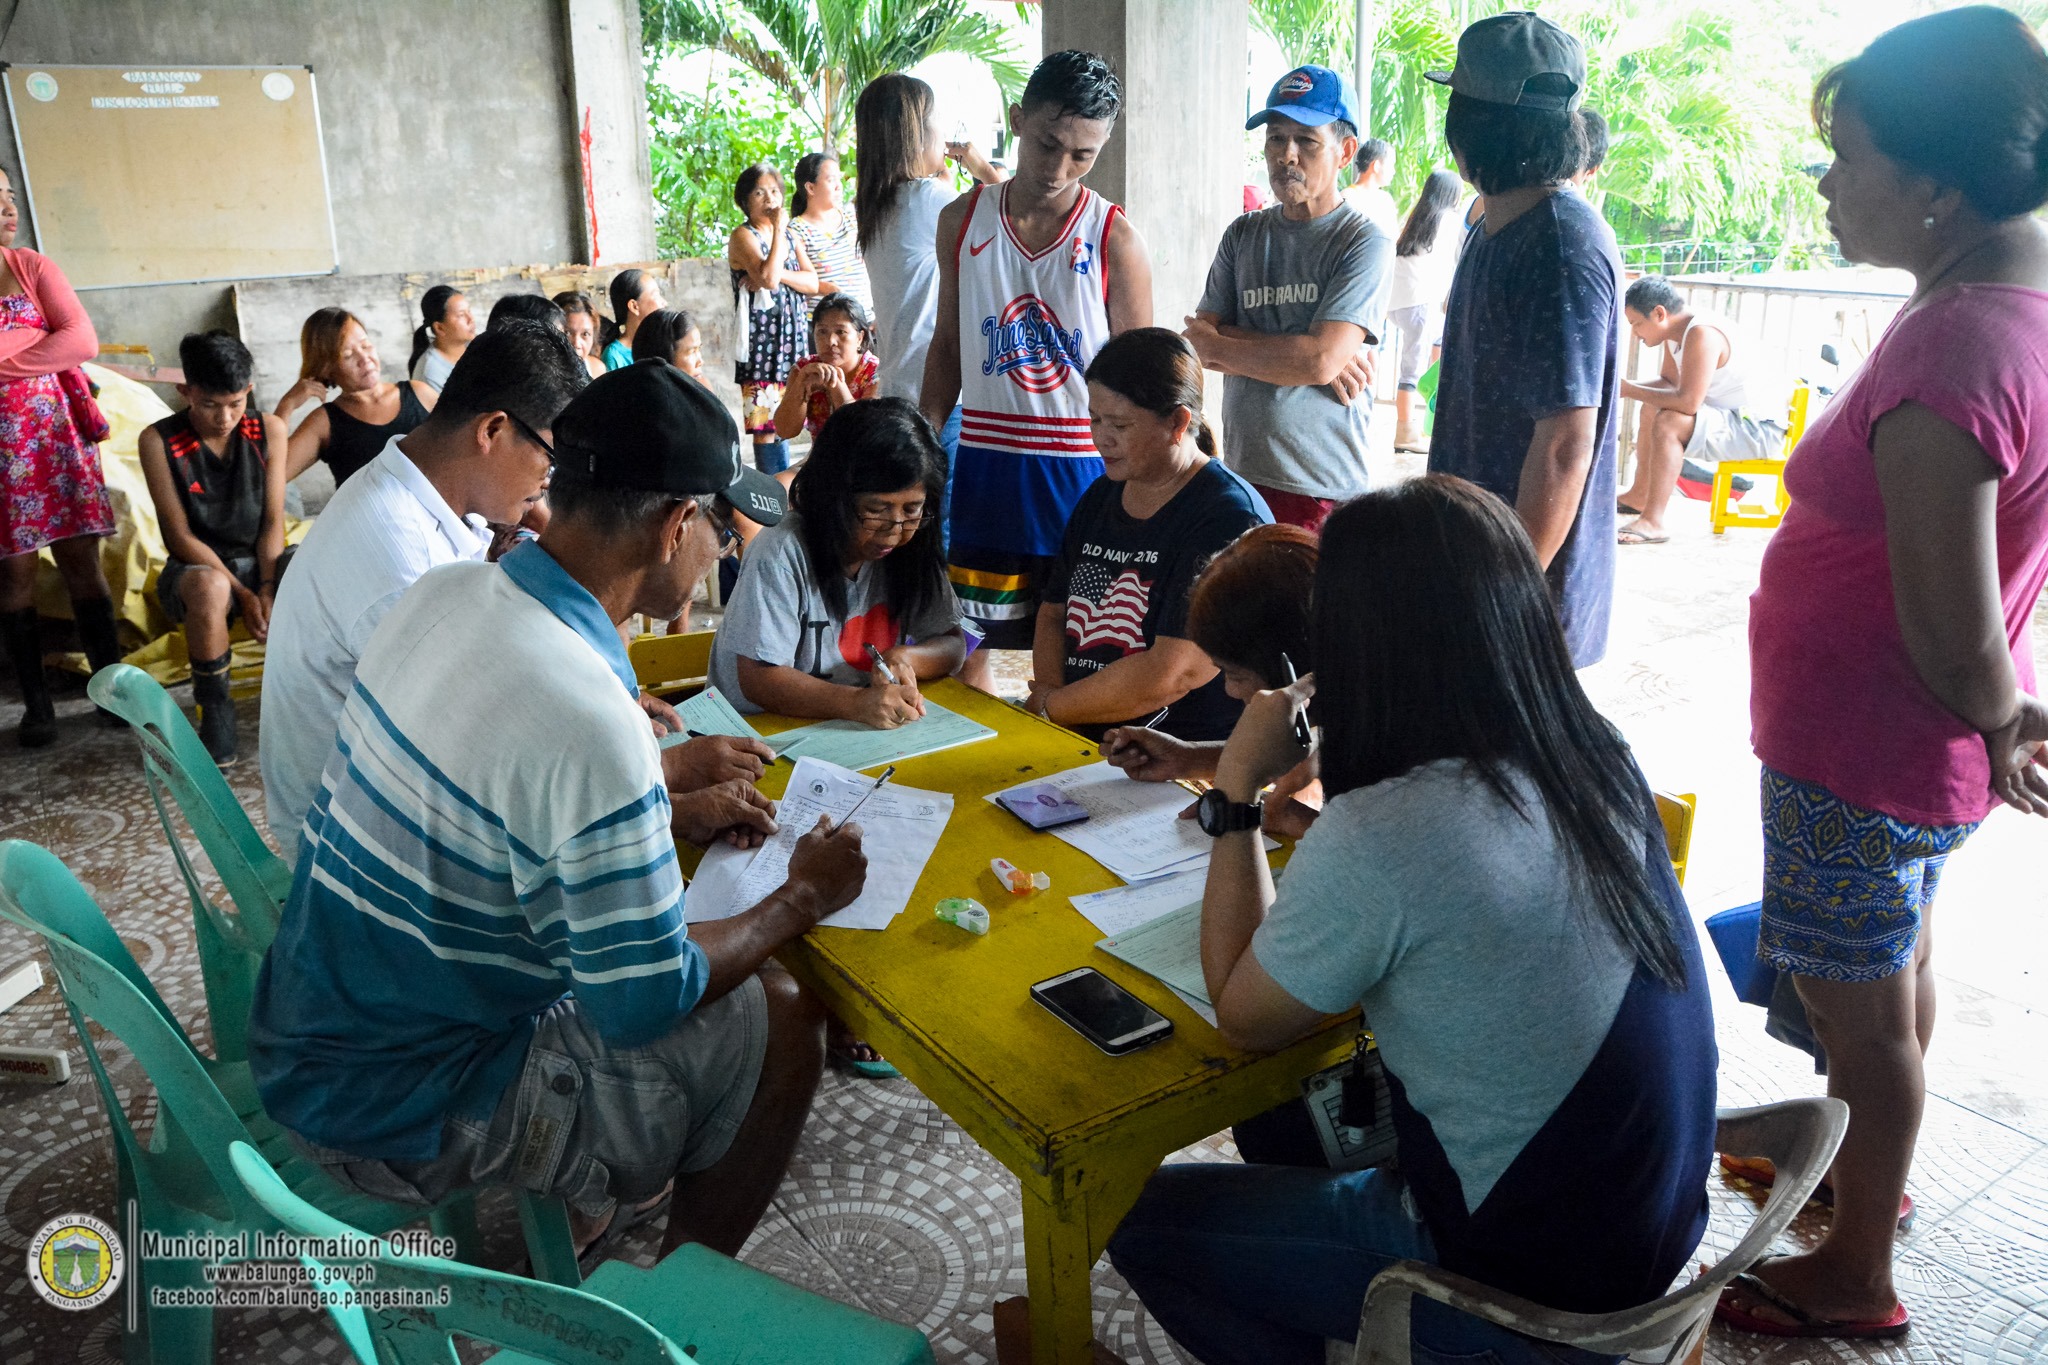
[1348,1097,1849,1365]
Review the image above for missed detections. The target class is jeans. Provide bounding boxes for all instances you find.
[1107,1163,1618,1365]
[937,404,961,557]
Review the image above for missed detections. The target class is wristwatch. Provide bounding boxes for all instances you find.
[1196,788,1264,836]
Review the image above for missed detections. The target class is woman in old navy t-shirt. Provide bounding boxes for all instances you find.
[1025,328,1270,742]
[1108,476,1716,1365]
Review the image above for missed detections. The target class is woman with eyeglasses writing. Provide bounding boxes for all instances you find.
[708,397,964,730]
[1026,327,1272,742]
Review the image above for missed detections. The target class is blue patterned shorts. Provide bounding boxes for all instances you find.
[1759,768,1976,983]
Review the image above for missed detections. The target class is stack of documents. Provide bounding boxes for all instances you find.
[988,762,1276,882]
[1071,871,1215,1024]
[684,756,953,931]
[660,688,995,772]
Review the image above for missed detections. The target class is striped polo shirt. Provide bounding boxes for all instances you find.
[249,542,707,1162]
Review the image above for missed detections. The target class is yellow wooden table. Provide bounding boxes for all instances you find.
[676,679,1354,1365]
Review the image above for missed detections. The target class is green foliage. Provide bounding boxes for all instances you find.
[641,0,1027,149]
[646,74,812,261]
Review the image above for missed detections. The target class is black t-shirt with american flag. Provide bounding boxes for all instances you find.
[1042,460,1271,742]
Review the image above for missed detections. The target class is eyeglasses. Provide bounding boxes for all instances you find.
[698,495,743,558]
[855,507,936,532]
[507,412,555,462]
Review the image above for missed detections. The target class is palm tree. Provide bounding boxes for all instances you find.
[641,0,1029,150]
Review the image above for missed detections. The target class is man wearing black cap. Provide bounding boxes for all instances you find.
[1426,11,1624,667]
[250,360,866,1262]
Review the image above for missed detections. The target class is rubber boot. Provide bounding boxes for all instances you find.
[191,651,238,768]
[2,607,55,748]
[71,594,126,726]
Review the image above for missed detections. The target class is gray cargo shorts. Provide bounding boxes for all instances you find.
[293,975,770,1218]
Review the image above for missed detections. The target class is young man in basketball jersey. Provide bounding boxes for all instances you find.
[921,48,1153,691]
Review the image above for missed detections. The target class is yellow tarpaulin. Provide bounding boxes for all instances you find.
[39,363,305,690]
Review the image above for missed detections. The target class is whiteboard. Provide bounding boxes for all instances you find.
[3,64,338,290]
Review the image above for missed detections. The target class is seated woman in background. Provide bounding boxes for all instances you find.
[709,397,963,728]
[1107,475,1716,1365]
[630,306,705,381]
[1102,522,1320,840]
[1027,328,1271,742]
[553,290,608,378]
[406,284,473,391]
[773,293,879,440]
[274,307,436,487]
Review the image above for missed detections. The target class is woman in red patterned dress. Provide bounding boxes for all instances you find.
[0,168,122,748]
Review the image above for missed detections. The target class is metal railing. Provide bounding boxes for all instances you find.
[1618,270,1909,463]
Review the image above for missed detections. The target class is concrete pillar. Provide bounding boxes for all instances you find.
[1041,0,1250,323]
[564,0,658,265]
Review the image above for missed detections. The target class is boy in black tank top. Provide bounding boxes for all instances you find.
[136,331,292,767]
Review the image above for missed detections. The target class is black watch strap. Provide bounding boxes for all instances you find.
[1197,787,1263,836]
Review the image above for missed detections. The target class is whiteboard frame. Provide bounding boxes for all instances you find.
[1,62,342,290]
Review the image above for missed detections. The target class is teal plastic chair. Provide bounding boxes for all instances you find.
[230,1140,936,1365]
[88,663,292,1064]
[0,841,582,1365]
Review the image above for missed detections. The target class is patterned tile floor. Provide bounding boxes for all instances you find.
[1,445,2045,1363]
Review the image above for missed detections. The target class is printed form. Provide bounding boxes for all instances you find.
[685,756,952,931]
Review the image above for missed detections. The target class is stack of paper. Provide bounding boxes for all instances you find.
[988,762,1275,882]
[659,691,996,774]
[658,687,768,747]
[1070,871,1216,1024]
[684,756,953,931]
[770,701,995,771]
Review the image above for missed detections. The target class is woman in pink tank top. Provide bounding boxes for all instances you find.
[1726,8,2048,1343]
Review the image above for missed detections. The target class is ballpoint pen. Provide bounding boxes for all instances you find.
[685,728,783,764]
[865,643,900,686]
[835,765,895,830]
[1279,652,1314,751]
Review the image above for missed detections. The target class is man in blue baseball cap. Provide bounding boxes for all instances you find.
[1182,64,1394,532]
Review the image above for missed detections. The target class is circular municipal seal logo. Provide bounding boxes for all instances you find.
[27,1215,124,1310]
[24,71,58,102]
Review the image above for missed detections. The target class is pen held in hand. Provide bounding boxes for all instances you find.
[833,765,895,831]
[1279,652,1314,751]
[865,643,900,686]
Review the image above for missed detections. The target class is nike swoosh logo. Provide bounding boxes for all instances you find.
[969,235,996,256]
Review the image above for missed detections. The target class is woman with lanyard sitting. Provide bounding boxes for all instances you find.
[1026,328,1270,742]
[275,307,436,487]
[1106,475,1717,1365]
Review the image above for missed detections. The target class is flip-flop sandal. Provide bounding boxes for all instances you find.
[829,1039,901,1080]
[1617,525,1669,545]
[576,1182,675,1273]
[1718,1154,1915,1231]
[1715,1270,1911,1340]
[1616,499,1644,515]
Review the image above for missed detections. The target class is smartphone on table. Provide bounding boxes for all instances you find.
[1031,967,1173,1055]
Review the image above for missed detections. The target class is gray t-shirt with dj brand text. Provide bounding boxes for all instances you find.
[1198,202,1393,501]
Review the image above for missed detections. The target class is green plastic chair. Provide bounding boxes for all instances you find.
[1414,358,1440,439]
[229,1140,936,1365]
[88,663,292,1064]
[0,841,583,1365]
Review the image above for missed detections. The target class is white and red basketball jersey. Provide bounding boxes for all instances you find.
[951,182,1122,556]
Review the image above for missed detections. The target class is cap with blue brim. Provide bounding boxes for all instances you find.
[1246,65,1360,131]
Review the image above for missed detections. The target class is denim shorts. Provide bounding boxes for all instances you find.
[296,976,769,1218]
[1759,767,1976,983]
[156,546,295,625]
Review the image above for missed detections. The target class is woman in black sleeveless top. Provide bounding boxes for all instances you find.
[274,307,436,486]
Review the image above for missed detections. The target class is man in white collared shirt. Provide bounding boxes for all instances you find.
[261,323,587,860]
